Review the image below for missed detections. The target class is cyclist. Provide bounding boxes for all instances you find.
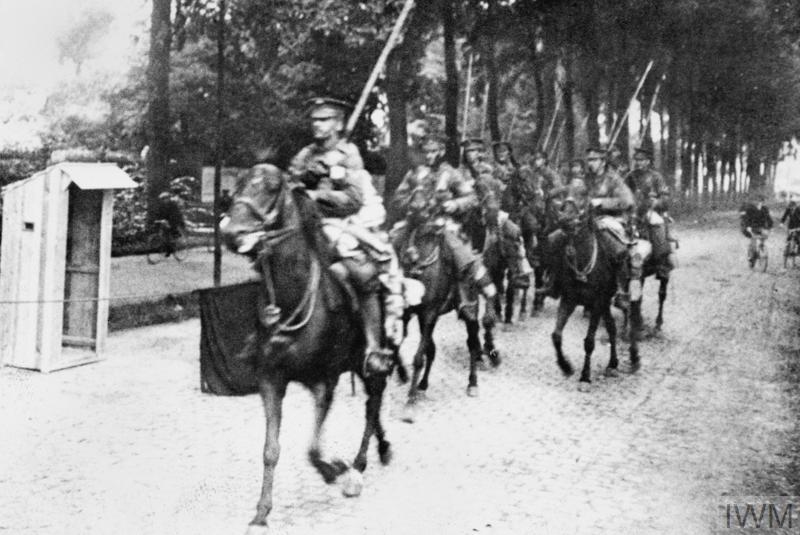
[153,189,186,256]
[780,198,800,250]
[739,193,773,266]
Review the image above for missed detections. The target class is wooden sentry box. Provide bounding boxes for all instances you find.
[0,163,137,372]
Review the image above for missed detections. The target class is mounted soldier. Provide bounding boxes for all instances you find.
[288,97,404,375]
[606,144,630,178]
[625,147,676,275]
[491,141,518,195]
[390,134,497,323]
[541,146,648,309]
[461,138,530,287]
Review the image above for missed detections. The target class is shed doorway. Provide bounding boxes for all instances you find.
[63,184,103,348]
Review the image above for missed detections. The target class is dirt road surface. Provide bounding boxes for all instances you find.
[1,212,799,535]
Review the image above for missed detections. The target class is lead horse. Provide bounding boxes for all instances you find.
[222,164,393,534]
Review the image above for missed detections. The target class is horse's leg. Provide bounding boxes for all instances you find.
[344,374,388,497]
[578,306,603,391]
[373,394,393,465]
[552,298,577,376]
[482,305,501,367]
[519,286,528,319]
[247,377,287,533]
[308,378,348,484]
[403,311,435,423]
[466,316,482,397]
[655,276,668,331]
[417,311,439,391]
[628,298,642,373]
[504,270,515,324]
[603,305,619,376]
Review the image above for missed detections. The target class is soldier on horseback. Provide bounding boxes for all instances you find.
[390,134,498,323]
[491,141,518,195]
[461,139,530,288]
[288,97,404,375]
[541,146,641,309]
[626,147,676,275]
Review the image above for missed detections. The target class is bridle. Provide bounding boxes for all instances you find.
[232,182,320,333]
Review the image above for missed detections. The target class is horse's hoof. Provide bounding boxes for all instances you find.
[245,523,271,535]
[467,385,479,397]
[487,349,502,367]
[629,359,641,373]
[341,469,364,498]
[604,367,619,378]
[401,403,416,424]
[476,359,489,371]
[557,359,574,377]
[578,381,591,393]
[378,441,392,465]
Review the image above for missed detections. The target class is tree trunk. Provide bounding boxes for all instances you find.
[485,38,500,142]
[385,49,410,202]
[441,0,459,166]
[531,56,546,149]
[146,0,172,222]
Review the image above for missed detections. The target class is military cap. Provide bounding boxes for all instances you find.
[586,146,607,157]
[461,138,486,152]
[492,140,513,151]
[633,147,653,159]
[305,97,353,119]
[421,134,447,148]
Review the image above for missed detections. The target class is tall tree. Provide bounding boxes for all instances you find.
[146,0,173,221]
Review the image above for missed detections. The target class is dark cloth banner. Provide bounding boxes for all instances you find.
[196,281,261,395]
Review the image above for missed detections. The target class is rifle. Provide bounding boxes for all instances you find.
[344,0,416,139]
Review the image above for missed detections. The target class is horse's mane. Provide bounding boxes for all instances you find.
[287,183,332,266]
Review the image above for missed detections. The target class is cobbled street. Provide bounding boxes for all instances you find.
[2,212,799,535]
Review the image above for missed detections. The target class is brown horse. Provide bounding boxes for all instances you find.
[550,209,643,391]
[221,164,393,534]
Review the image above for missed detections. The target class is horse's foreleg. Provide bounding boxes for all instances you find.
[552,299,576,376]
[578,307,602,390]
[249,378,287,530]
[482,303,500,367]
[519,287,528,318]
[353,375,387,473]
[373,396,392,466]
[603,306,619,375]
[656,277,668,330]
[308,379,348,484]
[504,274,515,324]
[403,313,435,423]
[628,298,642,372]
[417,313,438,391]
[466,317,482,397]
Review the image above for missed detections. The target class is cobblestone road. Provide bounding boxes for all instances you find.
[1,213,799,535]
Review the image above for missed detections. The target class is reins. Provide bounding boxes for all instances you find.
[242,185,321,334]
[565,215,598,282]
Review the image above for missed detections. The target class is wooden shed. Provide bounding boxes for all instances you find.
[0,163,137,372]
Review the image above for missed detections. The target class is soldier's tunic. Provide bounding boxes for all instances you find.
[626,167,671,260]
[391,161,479,274]
[289,139,386,257]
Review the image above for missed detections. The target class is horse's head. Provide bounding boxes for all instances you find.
[221,163,287,254]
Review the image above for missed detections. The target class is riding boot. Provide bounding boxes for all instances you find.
[359,292,394,377]
[612,253,631,311]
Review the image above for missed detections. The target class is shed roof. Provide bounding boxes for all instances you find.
[57,163,138,190]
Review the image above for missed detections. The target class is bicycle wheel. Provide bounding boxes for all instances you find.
[146,233,166,264]
[173,233,189,261]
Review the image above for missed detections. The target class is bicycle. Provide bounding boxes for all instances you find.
[747,229,768,272]
[146,219,188,264]
[784,228,800,268]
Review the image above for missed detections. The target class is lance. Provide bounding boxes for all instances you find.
[541,97,562,153]
[548,117,566,163]
[608,59,654,148]
[345,0,416,138]
[461,52,474,141]
[639,72,665,145]
[504,106,518,142]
